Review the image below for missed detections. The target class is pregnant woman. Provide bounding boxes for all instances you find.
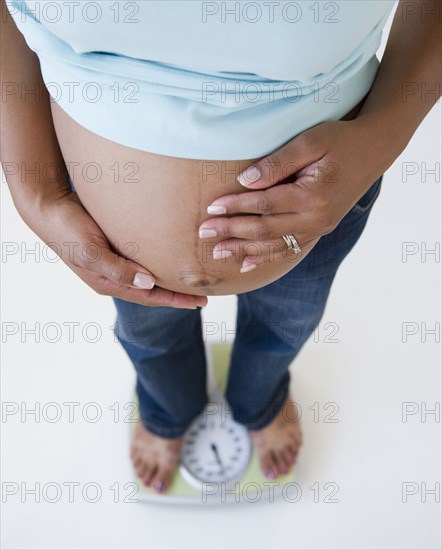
[2,0,440,494]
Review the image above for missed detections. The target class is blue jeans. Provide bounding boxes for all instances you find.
[68,172,383,438]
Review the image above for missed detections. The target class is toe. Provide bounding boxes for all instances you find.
[151,464,175,494]
[288,444,300,466]
[133,455,144,477]
[145,463,158,487]
[259,451,277,480]
[276,450,291,476]
[137,461,148,481]
[281,448,295,470]
[263,451,278,479]
[141,462,155,486]
[272,450,289,477]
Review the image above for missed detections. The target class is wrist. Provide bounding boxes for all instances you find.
[350,109,409,173]
[16,183,76,239]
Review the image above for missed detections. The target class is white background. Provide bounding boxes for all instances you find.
[1,2,441,549]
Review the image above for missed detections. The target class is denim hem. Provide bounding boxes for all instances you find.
[138,414,191,439]
[237,375,291,431]
[138,402,207,439]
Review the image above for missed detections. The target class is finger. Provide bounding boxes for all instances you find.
[235,130,324,189]
[203,212,311,245]
[83,243,157,290]
[212,236,304,268]
[242,236,320,268]
[98,278,208,309]
[74,240,208,308]
[205,180,310,217]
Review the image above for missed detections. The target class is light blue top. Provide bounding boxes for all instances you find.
[6,0,396,160]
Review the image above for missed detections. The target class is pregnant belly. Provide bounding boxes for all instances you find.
[50,98,365,296]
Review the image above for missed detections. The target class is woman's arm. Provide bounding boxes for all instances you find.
[354,0,441,167]
[0,0,208,308]
[0,0,72,215]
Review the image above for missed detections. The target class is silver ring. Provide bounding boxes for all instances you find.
[282,234,302,255]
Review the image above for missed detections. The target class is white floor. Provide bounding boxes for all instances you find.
[1,16,441,550]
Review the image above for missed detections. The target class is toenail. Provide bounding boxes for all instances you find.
[154,480,164,492]
[265,468,275,480]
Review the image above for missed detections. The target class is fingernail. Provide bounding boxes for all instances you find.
[207,205,227,215]
[237,165,261,187]
[213,250,233,260]
[154,480,164,493]
[240,262,257,273]
[265,468,275,480]
[133,272,155,289]
[199,228,217,238]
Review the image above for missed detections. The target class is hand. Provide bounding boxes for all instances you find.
[31,192,208,309]
[198,119,386,272]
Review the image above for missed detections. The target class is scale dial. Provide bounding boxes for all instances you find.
[179,409,252,489]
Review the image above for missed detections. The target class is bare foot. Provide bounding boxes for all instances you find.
[130,420,184,494]
[250,393,303,480]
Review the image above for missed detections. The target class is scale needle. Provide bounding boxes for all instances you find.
[210,443,226,476]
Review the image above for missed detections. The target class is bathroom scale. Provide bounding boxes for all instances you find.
[130,342,296,505]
